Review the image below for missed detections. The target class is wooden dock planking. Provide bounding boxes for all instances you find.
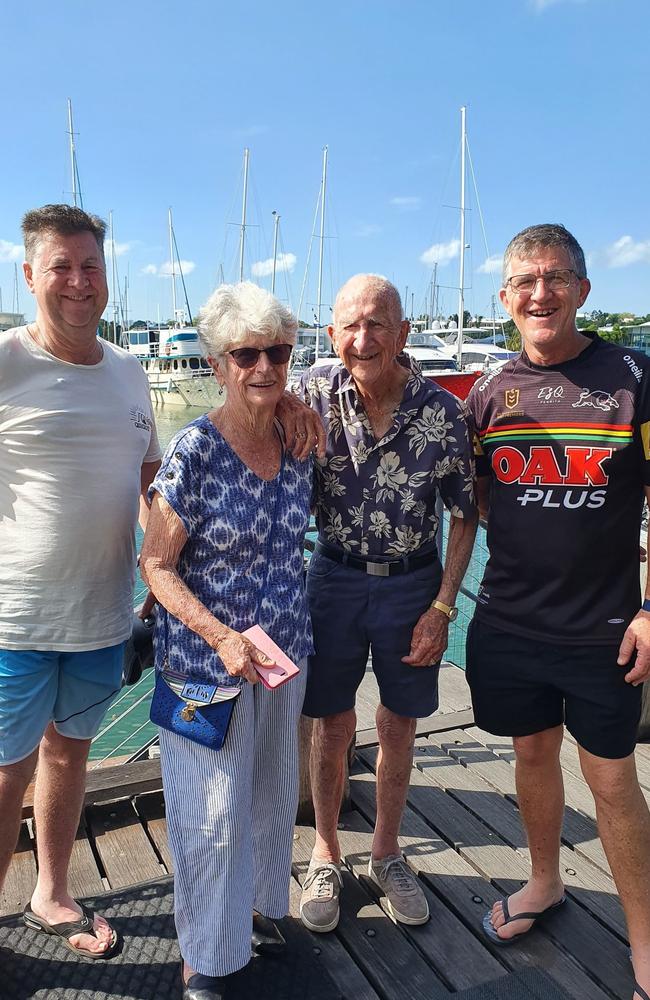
[64,819,106,900]
[354,751,615,1000]
[287,876,382,1000]
[88,798,166,889]
[416,734,626,940]
[437,726,612,874]
[293,823,449,1000]
[0,826,37,917]
[396,740,633,998]
[347,769,507,992]
[135,790,174,872]
[2,664,644,999]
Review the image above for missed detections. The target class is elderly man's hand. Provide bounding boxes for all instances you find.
[275,391,326,460]
[617,610,650,685]
[211,628,276,685]
[401,608,449,667]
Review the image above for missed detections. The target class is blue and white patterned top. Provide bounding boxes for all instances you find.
[299,355,476,557]
[149,414,314,687]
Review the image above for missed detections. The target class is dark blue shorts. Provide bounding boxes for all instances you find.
[465,617,642,760]
[303,550,443,720]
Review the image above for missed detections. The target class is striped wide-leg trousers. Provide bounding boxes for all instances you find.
[159,662,307,977]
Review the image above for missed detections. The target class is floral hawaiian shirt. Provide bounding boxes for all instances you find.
[299,355,476,558]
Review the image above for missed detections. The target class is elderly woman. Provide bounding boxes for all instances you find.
[140,283,313,1000]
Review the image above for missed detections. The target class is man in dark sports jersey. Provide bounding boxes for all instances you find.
[466,224,650,1000]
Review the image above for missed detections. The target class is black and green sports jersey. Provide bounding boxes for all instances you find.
[466,334,650,645]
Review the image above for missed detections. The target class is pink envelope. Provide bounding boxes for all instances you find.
[243,625,301,689]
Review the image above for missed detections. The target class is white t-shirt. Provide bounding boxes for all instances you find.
[0,327,161,651]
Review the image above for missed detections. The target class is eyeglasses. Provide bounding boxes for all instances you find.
[505,269,578,294]
[227,344,293,369]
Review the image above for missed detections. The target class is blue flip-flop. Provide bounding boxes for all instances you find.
[482,893,566,946]
[635,984,650,1000]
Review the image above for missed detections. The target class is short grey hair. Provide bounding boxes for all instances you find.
[333,273,403,324]
[196,281,298,358]
[502,224,587,284]
[22,204,107,264]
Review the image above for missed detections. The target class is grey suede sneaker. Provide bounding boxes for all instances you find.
[299,859,343,933]
[368,854,429,925]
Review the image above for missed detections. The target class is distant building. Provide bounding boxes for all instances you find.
[624,321,650,354]
[0,312,25,332]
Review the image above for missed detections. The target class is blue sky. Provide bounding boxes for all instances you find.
[1,0,649,327]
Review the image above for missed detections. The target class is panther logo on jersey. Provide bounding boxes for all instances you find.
[572,389,619,411]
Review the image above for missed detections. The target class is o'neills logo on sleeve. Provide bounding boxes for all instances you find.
[491,444,612,510]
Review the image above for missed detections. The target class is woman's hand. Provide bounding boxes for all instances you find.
[275,392,326,460]
[211,628,276,684]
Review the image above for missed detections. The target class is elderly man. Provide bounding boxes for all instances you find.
[0,205,160,958]
[289,274,477,931]
[466,224,650,1000]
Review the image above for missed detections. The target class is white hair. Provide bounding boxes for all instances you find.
[197,281,298,358]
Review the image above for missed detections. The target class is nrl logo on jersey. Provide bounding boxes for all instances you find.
[504,388,520,409]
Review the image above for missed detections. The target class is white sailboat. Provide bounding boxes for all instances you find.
[126,209,222,409]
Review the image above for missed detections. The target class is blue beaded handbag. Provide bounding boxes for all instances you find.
[149,440,285,751]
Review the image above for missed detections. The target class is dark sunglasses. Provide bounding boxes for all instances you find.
[227,344,293,369]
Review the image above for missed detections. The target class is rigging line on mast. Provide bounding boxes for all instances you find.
[465,140,510,347]
[277,226,294,313]
[296,183,322,325]
[172,224,193,324]
[217,170,243,285]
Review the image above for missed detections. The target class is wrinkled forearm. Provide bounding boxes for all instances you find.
[142,557,231,650]
[435,511,479,607]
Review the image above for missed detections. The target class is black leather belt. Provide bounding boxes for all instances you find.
[315,539,438,577]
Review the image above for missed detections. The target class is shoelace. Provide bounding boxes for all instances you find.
[376,858,415,894]
[304,865,340,898]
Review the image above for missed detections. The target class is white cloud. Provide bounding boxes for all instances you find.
[420,238,460,267]
[0,239,23,262]
[141,264,158,275]
[390,196,422,210]
[531,0,586,10]
[603,236,650,268]
[104,240,130,258]
[478,254,503,274]
[158,259,196,276]
[251,252,297,278]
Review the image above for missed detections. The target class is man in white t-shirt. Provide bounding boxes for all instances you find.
[0,204,161,959]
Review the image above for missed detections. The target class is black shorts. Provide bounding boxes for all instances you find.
[465,617,642,760]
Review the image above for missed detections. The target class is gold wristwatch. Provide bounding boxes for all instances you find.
[431,600,458,622]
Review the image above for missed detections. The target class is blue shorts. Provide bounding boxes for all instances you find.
[303,550,443,719]
[0,644,125,765]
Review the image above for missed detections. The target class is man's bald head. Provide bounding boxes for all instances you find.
[333,274,403,328]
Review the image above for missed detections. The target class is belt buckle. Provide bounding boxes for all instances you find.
[366,560,390,577]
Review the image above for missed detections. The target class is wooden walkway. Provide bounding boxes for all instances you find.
[1,664,645,999]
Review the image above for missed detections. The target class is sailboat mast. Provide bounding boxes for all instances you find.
[168,207,178,324]
[315,145,328,363]
[271,211,280,295]
[456,106,467,370]
[67,100,79,209]
[110,211,118,344]
[12,264,20,315]
[239,148,250,283]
